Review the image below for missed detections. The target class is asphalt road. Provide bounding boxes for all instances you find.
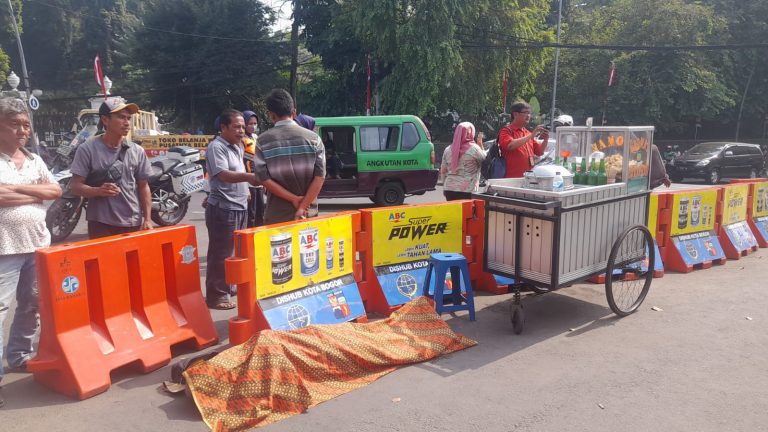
[3,185,768,431]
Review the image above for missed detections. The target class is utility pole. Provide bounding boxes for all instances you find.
[735,65,755,142]
[549,0,563,131]
[288,0,301,101]
[6,0,39,153]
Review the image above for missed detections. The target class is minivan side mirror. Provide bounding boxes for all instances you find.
[724,150,734,156]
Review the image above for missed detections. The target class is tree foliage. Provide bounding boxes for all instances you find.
[4,0,767,139]
[132,0,286,131]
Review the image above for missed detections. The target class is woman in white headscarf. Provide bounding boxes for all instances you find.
[440,122,486,201]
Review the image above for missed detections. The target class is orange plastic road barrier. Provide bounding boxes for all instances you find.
[27,225,218,400]
[718,183,760,258]
[655,186,727,273]
[730,179,768,248]
[226,212,366,346]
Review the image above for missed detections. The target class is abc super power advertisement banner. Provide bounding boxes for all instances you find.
[670,189,725,266]
[370,203,464,307]
[252,214,364,330]
[721,184,757,251]
[753,181,768,241]
[670,189,718,236]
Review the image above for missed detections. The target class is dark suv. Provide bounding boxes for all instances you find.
[668,142,765,184]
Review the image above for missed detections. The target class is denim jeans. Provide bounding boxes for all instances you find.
[0,253,39,382]
[205,204,247,306]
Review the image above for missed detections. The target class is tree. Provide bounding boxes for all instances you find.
[554,0,735,135]
[300,0,553,125]
[0,0,24,85]
[132,0,286,131]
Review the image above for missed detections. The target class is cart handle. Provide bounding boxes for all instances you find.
[472,193,561,210]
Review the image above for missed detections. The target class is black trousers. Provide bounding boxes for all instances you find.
[87,221,141,239]
[443,190,473,201]
[247,186,265,228]
[205,204,247,306]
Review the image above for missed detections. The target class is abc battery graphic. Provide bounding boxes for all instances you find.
[271,232,292,284]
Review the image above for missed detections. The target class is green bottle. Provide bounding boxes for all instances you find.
[577,158,587,184]
[597,159,608,185]
[571,162,578,180]
[587,160,598,186]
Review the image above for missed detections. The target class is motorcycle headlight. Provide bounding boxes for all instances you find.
[696,159,710,167]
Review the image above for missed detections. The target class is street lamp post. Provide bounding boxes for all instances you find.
[549,0,563,132]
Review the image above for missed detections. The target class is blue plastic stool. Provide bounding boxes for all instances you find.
[422,253,476,321]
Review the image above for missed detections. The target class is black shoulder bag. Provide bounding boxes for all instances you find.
[85,143,130,187]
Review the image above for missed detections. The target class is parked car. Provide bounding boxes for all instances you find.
[667,142,765,184]
[314,115,439,206]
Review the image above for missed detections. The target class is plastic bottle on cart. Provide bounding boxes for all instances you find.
[597,159,608,185]
[553,171,564,192]
[587,160,598,186]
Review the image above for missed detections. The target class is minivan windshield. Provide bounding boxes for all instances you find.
[687,142,725,155]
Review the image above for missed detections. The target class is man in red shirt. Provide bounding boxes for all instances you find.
[499,101,549,178]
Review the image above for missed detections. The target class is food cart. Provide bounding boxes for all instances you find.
[474,126,656,334]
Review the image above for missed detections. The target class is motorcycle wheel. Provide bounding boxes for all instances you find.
[46,198,83,242]
[151,189,189,226]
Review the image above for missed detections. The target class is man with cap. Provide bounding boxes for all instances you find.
[70,98,154,239]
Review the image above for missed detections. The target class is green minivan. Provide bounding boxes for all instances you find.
[314,115,439,205]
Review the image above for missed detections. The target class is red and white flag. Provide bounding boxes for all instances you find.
[94,54,107,98]
[607,61,617,87]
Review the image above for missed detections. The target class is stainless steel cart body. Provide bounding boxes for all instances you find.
[482,179,649,289]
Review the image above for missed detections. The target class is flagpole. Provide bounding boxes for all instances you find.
[601,61,616,126]
[366,53,371,116]
[549,0,563,131]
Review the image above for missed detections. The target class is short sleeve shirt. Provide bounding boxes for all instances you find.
[0,150,56,254]
[498,126,544,178]
[70,135,153,227]
[206,136,249,211]
[254,120,326,224]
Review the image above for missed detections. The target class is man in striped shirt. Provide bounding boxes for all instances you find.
[255,89,326,224]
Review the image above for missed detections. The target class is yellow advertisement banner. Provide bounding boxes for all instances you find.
[371,202,463,267]
[723,184,749,225]
[647,192,659,238]
[253,215,354,300]
[136,135,214,149]
[670,189,718,236]
[752,181,768,218]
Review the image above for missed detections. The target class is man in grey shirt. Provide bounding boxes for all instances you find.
[205,109,258,310]
[70,99,153,239]
[255,89,325,224]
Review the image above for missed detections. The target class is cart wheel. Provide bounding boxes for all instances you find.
[605,224,655,317]
[510,303,525,334]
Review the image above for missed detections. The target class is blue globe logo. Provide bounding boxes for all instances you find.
[396,273,418,298]
[62,276,80,294]
[286,304,311,329]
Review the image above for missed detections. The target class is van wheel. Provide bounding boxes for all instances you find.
[708,169,720,184]
[375,182,405,206]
